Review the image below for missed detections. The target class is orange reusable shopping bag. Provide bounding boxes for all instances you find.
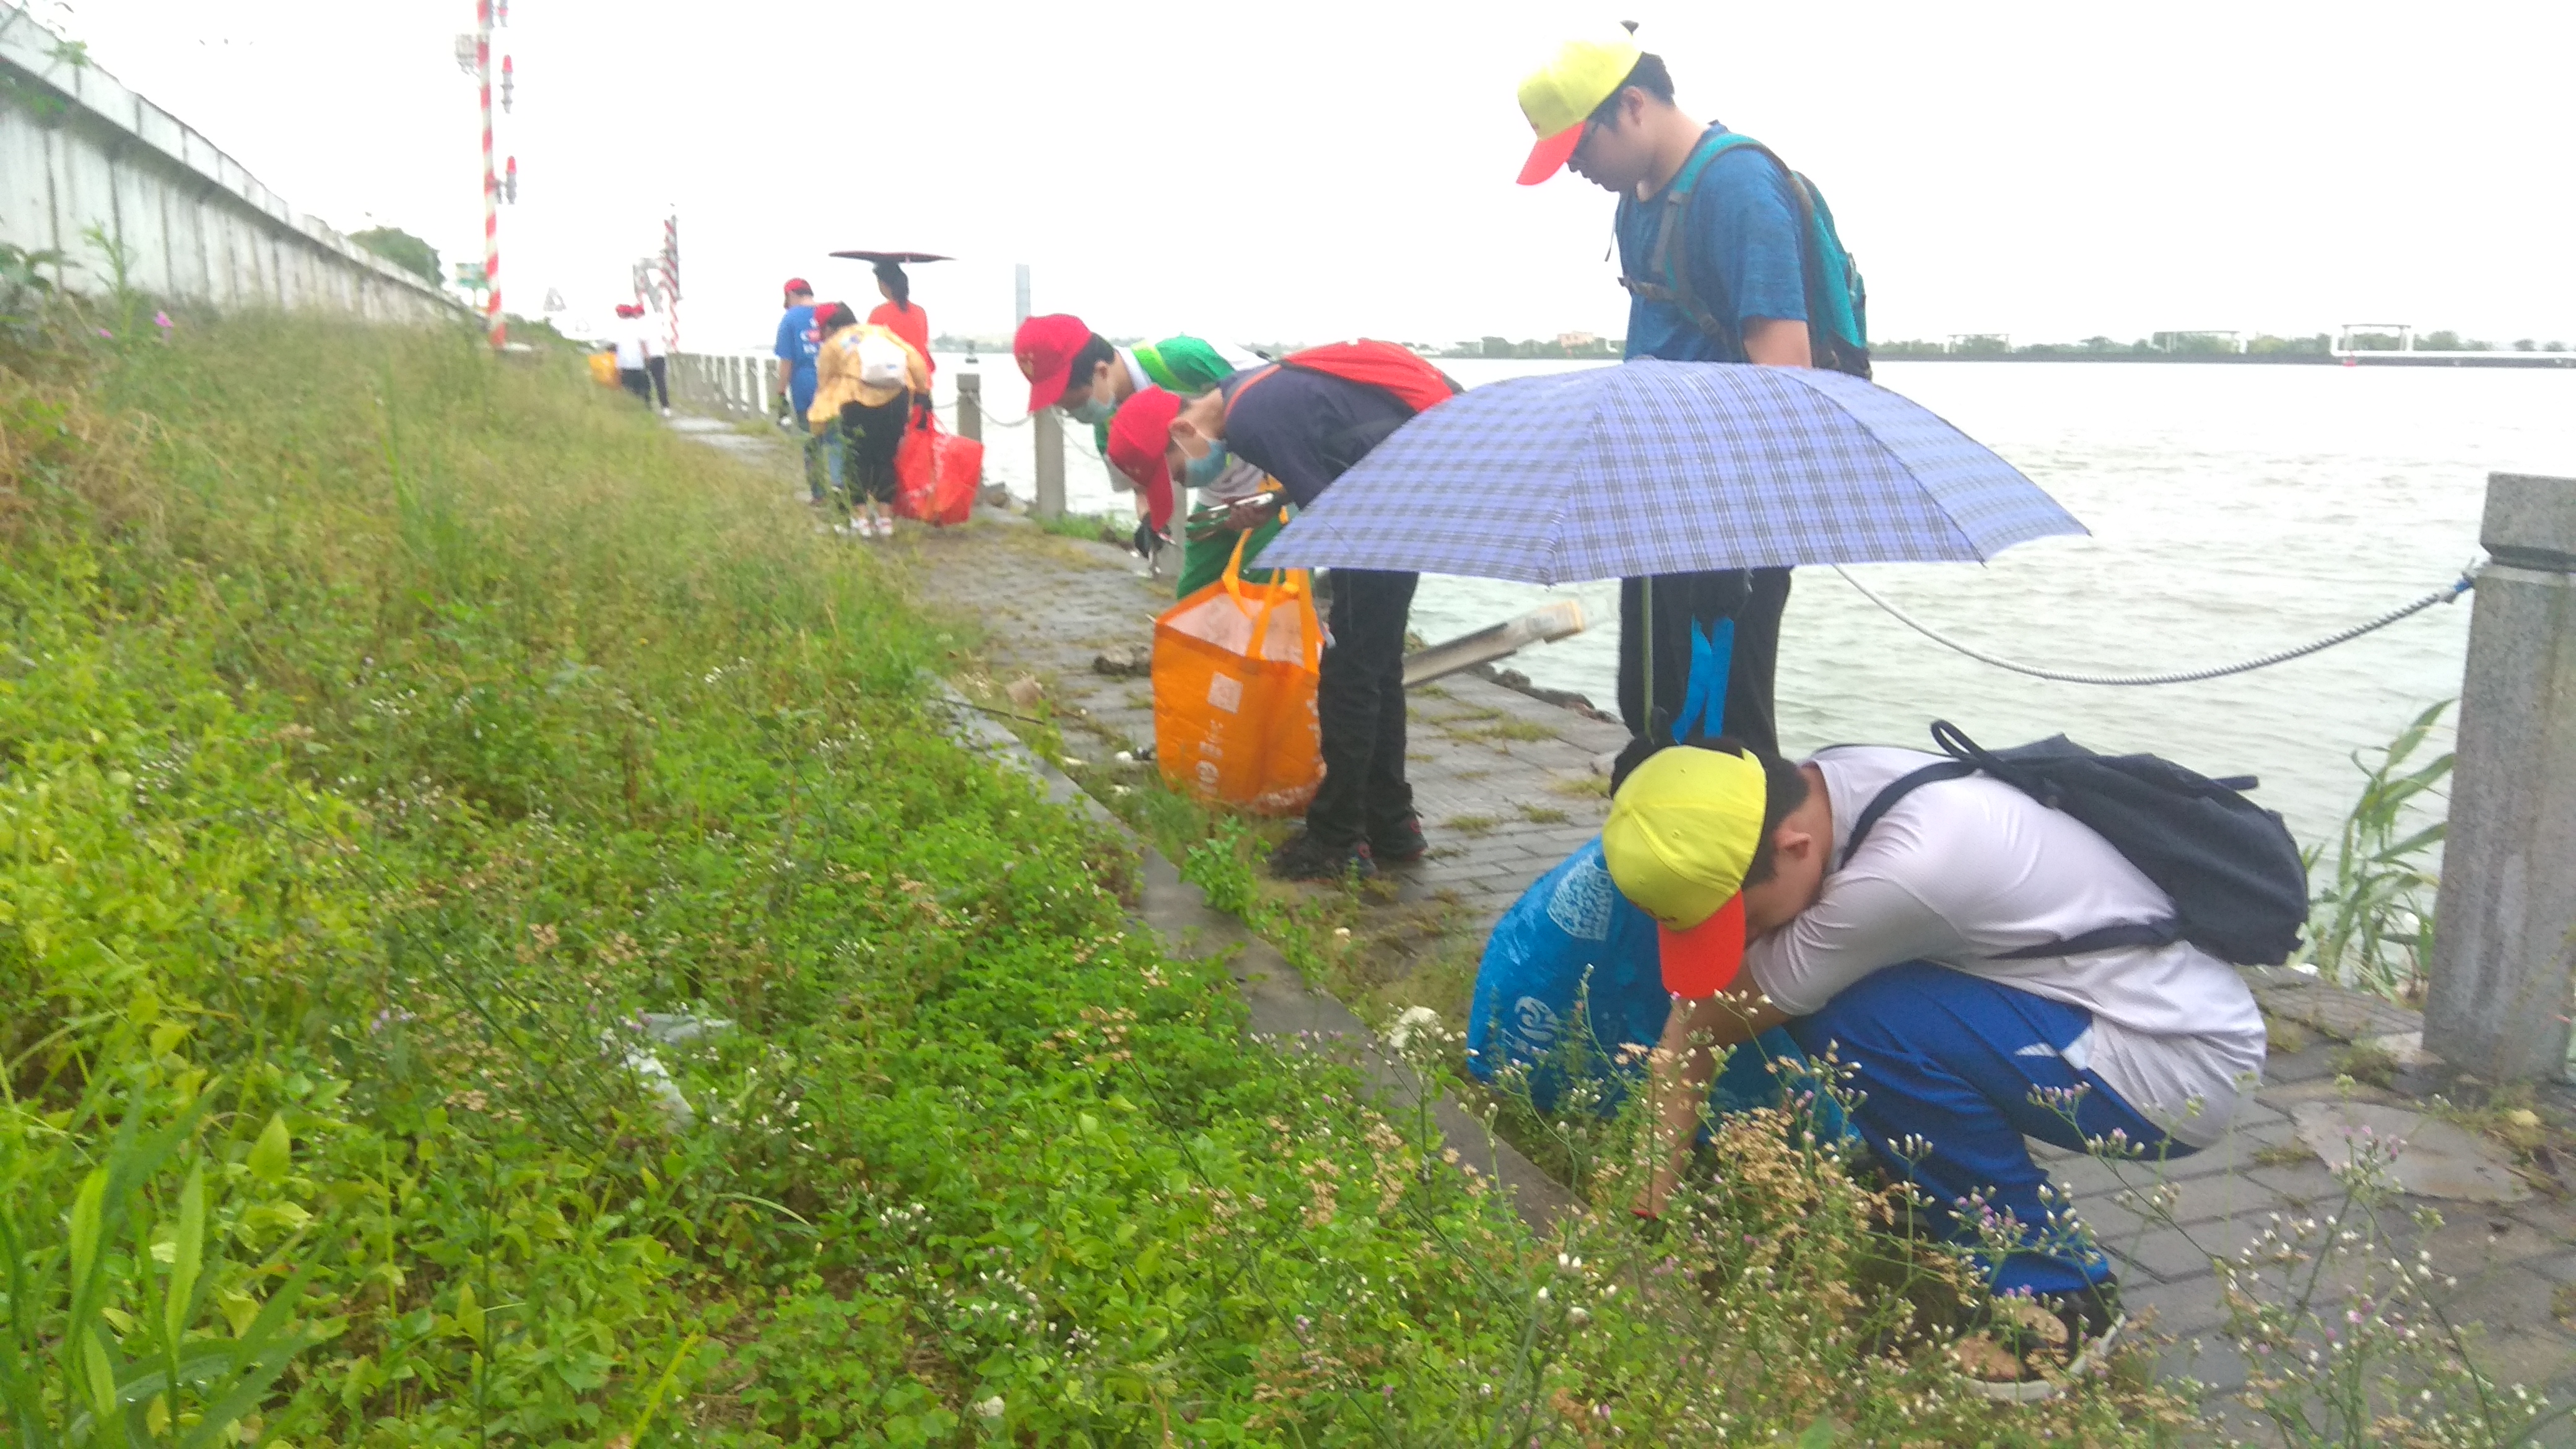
[1152,529,1322,816]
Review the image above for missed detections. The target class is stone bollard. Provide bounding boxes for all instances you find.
[1033,402,1066,521]
[2424,473,2576,1081]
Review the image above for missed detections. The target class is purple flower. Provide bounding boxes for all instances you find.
[152,310,172,330]
[97,328,111,339]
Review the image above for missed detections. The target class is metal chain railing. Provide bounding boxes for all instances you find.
[1831,564,2479,686]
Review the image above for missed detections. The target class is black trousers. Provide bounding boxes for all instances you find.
[1616,567,1791,758]
[644,355,669,408]
[838,397,906,505]
[1306,568,1419,848]
[619,368,651,404]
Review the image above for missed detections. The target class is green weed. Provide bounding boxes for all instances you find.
[1028,510,1130,544]
[2300,699,2453,1003]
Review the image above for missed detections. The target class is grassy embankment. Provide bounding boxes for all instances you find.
[2,314,2197,1445]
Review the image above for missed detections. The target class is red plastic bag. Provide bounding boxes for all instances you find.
[895,418,985,526]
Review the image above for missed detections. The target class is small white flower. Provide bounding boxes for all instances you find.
[1386,1006,1442,1052]
[973,1395,1005,1420]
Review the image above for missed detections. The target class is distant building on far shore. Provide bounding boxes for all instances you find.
[1557,331,1600,351]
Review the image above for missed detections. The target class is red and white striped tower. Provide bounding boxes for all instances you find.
[476,0,503,349]
[658,214,679,356]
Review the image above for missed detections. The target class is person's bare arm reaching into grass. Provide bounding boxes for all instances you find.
[1640,983,1788,1217]
[1614,753,1842,1221]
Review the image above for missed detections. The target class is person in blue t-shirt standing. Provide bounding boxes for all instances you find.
[773,277,826,503]
[1515,29,1821,759]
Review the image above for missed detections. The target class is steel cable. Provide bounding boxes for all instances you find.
[1831,565,2478,687]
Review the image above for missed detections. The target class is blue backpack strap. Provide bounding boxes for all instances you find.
[1670,617,1734,744]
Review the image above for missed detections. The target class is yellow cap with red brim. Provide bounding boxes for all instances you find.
[1514,32,1644,185]
[1601,746,1768,998]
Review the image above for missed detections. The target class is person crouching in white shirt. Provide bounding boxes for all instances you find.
[1601,738,2266,1372]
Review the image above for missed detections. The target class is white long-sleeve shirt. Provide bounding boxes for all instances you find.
[1745,746,2267,1147]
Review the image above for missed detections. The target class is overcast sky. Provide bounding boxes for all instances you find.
[31,1,2576,352]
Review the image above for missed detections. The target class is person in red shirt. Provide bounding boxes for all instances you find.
[865,261,934,376]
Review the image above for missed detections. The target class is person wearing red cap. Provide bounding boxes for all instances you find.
[1014,316,1250,577]
[774,279,825,502]
[610,303,658,409]
[1103,386,1183,545]
[808,302,933,539]
[1515,27,1869,762]
[1603,737,2263,1380]
[1158,367,1427,879]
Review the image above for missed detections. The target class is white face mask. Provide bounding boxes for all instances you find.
[1067,394,1117,425]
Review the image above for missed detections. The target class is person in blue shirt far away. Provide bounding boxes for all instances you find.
[1516,27,1845,760]
[773,277,826,504]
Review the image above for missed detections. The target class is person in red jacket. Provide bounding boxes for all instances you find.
[865,261,934,377]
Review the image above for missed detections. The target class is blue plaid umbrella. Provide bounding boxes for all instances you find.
[1255,360,2085,581]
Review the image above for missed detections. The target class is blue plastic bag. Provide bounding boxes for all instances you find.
[1467,839,1845,1134]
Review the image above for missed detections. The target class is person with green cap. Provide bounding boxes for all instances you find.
[1014,314,1277,595]
[1599,736,2263,1391]
[1513,25,1871,760]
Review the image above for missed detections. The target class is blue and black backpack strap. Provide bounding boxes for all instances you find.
[1617,127,1872,377]
[1617,128,1769,360]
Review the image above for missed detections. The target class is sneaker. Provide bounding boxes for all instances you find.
[1955,1282,2125,1403]
[874,516,896,538]
[1268,833,1377,882]
[661,406,674,418]
[1368,815,1428,865]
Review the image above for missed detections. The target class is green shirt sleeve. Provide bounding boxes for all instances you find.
[1137,336,1232,396]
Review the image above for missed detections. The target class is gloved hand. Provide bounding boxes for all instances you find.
[1131,521,1168,559]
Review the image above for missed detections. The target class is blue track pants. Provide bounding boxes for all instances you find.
[1786,961,2198,1297]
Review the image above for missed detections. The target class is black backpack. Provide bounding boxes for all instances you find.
[1840,721,2309,967]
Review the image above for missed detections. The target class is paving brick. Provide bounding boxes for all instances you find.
[2084,1165,2293,1231]
[2154,1335,2251,1397]
[2115,1214,2276,1284]
[2239,1159,2356,1209]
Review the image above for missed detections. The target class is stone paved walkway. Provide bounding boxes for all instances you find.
[690,415,2576,1427]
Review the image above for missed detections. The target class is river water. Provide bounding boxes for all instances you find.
[937,354,2576,848]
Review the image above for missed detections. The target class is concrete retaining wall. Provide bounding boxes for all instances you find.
[0,8,462,321]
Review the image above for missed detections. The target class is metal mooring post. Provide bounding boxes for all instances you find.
[2424,473,2576,1080]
